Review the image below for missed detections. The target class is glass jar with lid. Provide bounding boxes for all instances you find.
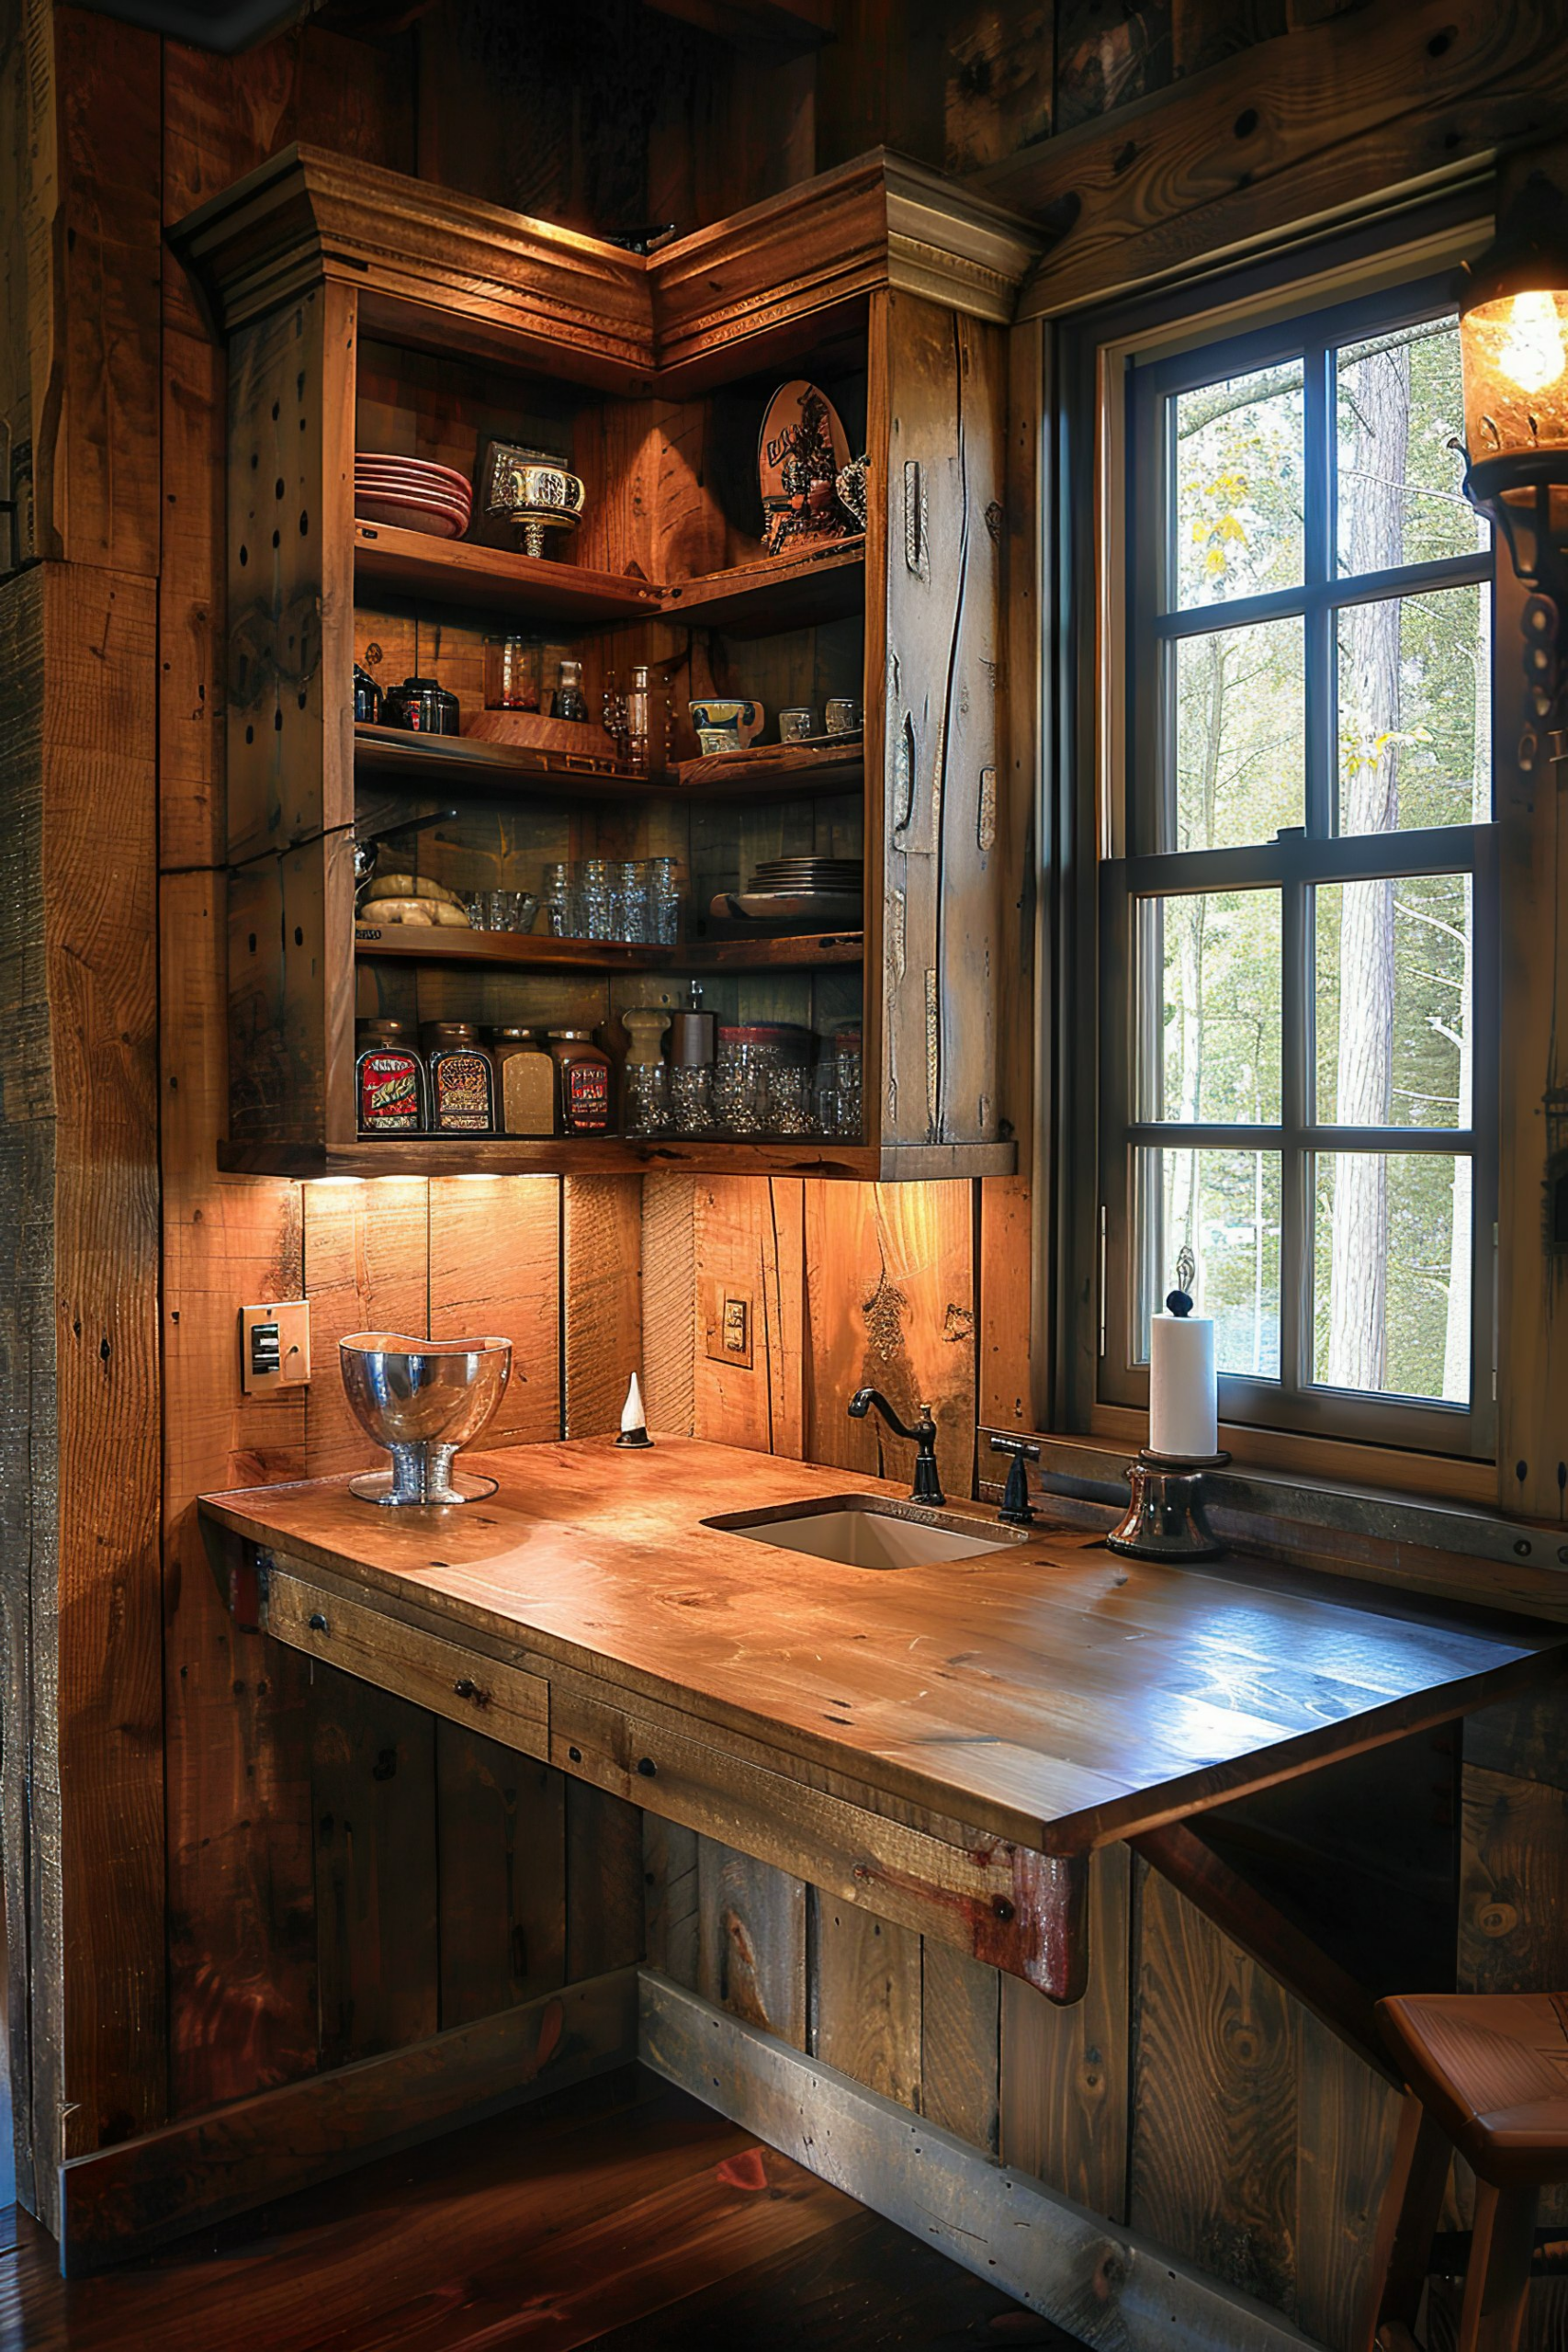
[483,634,543,712]
[485,1026,554,1136]
[548,1031,612,1135]
[383,675,459,734]
[355,1018,424,1133]
[422,1022,494,1133]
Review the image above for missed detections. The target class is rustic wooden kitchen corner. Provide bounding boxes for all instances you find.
[196,1436,1563,2344]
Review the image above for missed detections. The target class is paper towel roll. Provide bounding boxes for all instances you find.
[1149,1312,1217,1458]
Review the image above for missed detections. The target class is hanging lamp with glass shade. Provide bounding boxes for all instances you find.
[1460,175,1568,605]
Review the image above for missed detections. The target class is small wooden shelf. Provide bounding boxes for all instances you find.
[661,538,865,636]
[679,931,863,970]
[354,925,863,973]
[216,1136,1018,1179]
[354,927,664,970]
[354,724,653,800]
[354,522,662,622]
[676,738,864,793]
[353,724,865,804]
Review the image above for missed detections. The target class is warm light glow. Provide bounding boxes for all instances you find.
[1496,289,1568,394]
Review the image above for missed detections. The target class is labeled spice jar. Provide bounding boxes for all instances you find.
[384,675,460,734]
[548,1030,612,1135]
[355,1018,425,1134]
[423,1022,494,1133]
[486,1026,555,1137]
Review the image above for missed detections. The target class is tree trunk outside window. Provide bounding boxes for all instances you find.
[1327,343,1408,1389]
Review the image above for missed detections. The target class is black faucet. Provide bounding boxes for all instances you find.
[848,1387,945,1506]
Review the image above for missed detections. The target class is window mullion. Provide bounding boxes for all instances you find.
[1280,870,1311,1401]
[1303,339,1335,838]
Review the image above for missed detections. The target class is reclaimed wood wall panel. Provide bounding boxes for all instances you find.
[435,1724,568,2030]
[802,1181,977,1502]
[161,877,314,2120]
[813,1901,922,2111]
[695,1842,807,2050]
[43,8,161,574]
[311,1664,439,2070]
[998,1843,1130,2216]
[978,1176,1035,1434]
[641,1172,697,1438]
[919,1943,999,2154]
[643,1815,701,1988]
[1293,2014,1402,2352]
[0,565,49,2219]
[987,1,1568,323]
[563,1177,644,1438]
[47,563,164,2166]
[1129,1858,1299,2315]
[429,1177,562,1443]
[300,1181,431,1478]
[565,1783,647,1982]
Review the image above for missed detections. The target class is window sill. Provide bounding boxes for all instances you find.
[978,1421,1565,1589]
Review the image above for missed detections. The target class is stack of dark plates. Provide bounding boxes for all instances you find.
[731,855,863,924]
[355,453,474,540]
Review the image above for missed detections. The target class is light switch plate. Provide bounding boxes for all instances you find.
[240,1299,311,1395]
[702,1277,753,1369]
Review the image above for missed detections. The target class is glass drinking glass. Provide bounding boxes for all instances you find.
[543,862,574,938]
[833,1034,863,1139]
[667,1065,713,1138]
[766,1063,812,1136]
[648,856,681,946]
[624,1061,668,1138]
[611,859,649,945]
[578,858,612,941]
[713,1038,781,1136]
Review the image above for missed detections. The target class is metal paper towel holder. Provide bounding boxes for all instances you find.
[1106,1448,1230,1564]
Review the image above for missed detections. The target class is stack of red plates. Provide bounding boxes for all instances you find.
[354,453,473,540]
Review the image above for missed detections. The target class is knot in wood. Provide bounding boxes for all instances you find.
[1479,1901,1518,1939]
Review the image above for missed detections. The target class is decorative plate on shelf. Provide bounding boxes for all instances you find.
[354,451,474,539]
[758,380,855,558]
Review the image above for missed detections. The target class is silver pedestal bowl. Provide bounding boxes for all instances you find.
[340,1331,512,1506]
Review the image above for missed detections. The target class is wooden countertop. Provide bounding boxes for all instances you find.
[200,1436,1561,1858]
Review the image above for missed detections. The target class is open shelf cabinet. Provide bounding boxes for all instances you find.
[174,145,1039,1180]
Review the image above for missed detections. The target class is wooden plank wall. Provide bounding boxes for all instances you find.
[156,19,651,2135]
[15,0,1568,2329]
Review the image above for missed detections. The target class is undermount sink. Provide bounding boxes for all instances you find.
[704,1494,1023,1569]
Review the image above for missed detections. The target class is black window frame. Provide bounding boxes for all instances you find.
[1090,268,1499,1459]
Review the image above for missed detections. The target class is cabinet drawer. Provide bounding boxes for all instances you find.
[266,1568,547,1757]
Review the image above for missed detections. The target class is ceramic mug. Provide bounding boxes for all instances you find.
[689,696,765,755]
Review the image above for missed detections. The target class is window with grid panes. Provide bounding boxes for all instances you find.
[1100,274,1497,1453]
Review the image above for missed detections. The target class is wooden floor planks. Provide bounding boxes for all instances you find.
[0,2070,1069,2350]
